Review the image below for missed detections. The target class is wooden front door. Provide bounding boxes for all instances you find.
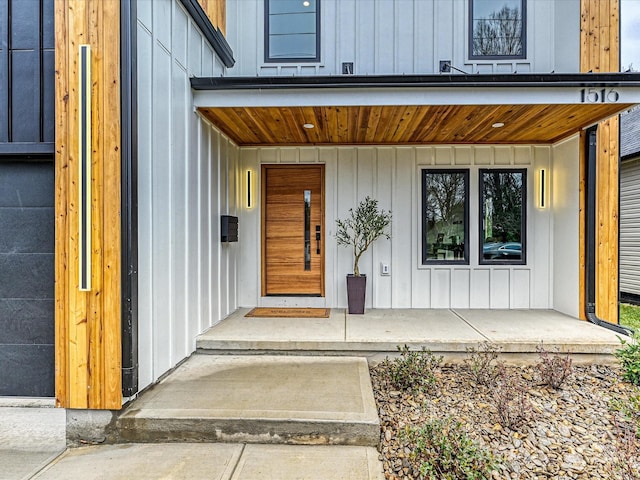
[262,165,325,296]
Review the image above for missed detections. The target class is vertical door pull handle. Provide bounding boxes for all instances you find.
[315,225,321,254]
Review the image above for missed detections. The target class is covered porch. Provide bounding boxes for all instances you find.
[196,308,626,363]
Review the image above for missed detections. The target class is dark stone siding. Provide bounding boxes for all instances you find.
[0,161,54,397]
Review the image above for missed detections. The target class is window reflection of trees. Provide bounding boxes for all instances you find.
[472,1,523,57]
[424,172,467,262]
[482,171,523,244]
[426,173,465,239]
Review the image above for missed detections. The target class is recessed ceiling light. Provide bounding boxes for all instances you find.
[492,122,505,128]
[303,0,310,6]
[303,123,315,129]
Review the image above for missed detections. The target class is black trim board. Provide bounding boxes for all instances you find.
[0,142,55,156]
[178,0,234,68]
[191,72,640,90]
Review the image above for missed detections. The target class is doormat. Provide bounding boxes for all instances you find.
[245,307,331,318]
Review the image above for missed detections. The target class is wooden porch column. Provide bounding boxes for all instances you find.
[198,0,227,35]
[579,0,620,321]
[55,0,122,409]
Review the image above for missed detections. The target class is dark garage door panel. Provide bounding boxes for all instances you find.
[0,161,54,397]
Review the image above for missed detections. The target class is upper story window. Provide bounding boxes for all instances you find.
[480,169,526,265]
[470,0,526,59]
[265,0,320,62]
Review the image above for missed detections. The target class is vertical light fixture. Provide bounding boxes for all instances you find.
[78,45,92,291]
[247,170,252,208]
[539,168,546,208]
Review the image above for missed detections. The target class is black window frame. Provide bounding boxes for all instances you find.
[479,168,527,266]
[468,0,526,60]
[264,0,321,63]
[421,168,470,265]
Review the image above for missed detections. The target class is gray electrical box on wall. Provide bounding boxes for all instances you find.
[221,215,238,242]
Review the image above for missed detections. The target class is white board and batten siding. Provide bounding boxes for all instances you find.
[237,144,575,312]
[620,157,640,299]
[136,0,239,391]
[226,0,580,77]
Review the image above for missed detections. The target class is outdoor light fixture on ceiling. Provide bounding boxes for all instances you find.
[303,0,310,6]
[539,168,546,208]
[492,122,505,128]
[303,123,315,129]
[79,44,92,292]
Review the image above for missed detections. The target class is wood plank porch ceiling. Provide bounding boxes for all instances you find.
[198,103,631,146]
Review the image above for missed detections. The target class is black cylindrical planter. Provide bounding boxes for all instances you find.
[346,274,367,314]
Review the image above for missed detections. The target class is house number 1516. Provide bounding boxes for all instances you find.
[580,88,620,103]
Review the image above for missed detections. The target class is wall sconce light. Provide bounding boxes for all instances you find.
[539,168,546,208]
[247,170,252,208]
[79,44,92,291]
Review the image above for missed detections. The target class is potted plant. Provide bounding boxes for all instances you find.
[335,196,392,314]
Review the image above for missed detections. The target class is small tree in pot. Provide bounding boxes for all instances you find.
[335,196,392,314]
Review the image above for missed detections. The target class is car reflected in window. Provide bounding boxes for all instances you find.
[482,242,522,260]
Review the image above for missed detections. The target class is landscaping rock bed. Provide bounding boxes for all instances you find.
[370,362,639,479]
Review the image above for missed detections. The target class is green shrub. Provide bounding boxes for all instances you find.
[615,332,640,386]
[464,342,503,387]
[611,386,640,437]
[535,344,573,390]
[382,345,443,394]
[402,418,499,480]
[491,364,534,430]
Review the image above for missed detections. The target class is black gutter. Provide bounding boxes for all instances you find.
[584,127,633,336]
[121,0,139,398]
[191,72,640,90]
[178,0,235,68]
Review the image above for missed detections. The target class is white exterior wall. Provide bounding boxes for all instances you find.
[226,0,580,77]
[239,145,557,310]
[551,135,580,318]
[137,0,239,391]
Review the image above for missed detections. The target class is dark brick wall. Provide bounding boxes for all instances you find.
[0,161,54,396]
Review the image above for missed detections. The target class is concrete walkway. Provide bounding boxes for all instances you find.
[32,443,383,480]
[197,308,626,362]
[0,401,65,480]
[117,355,380,445]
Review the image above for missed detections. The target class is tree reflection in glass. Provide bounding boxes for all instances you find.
[480,170,526,263]
[423,170,468,263]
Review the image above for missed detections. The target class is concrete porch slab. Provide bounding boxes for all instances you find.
[346,309,485,344]
[196,308,626,361]
[453,309,624,353]
[117,355,379,446]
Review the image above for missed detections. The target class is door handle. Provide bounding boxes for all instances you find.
[315,225,321,254]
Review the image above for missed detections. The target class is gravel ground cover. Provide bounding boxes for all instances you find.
[370,359,639,480]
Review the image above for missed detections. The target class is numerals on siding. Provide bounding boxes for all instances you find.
[580,88,620,103]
